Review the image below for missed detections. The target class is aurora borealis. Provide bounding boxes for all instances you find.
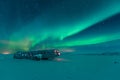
[0,0,120,53]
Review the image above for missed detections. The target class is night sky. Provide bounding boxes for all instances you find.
[0,0,120,53]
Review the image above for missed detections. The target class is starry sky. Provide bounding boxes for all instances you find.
[0,0,120,53]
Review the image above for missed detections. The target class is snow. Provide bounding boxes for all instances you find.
[0,53,120,80]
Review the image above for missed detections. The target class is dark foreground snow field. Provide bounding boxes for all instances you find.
[0,53,120,80]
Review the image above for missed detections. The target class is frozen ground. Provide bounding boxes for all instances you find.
[0,53,120,80]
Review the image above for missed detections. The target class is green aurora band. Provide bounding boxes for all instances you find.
[4,0,120,51]
[53,32,120,47]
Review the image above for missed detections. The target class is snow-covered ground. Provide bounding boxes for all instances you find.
[0,53,120,80]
